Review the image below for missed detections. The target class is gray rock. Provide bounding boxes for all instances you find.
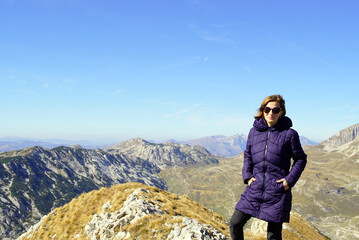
[318,123,359,150]
[84,188,227,240]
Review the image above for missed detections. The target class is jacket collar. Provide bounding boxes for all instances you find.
[253,116,293,132]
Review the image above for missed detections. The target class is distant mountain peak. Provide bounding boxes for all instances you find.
[105,138,218,169]
[131,137,149,143]
[107,138,151,149]
[178,134,248,157]
[71,144,83,149]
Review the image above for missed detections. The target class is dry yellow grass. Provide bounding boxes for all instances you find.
[241,212,330,240]
[18,182,230,240]
[282,212,329,240]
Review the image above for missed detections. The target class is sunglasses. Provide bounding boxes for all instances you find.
[264,107,282,114]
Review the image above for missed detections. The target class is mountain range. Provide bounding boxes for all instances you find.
[0,124,357,239]
[0,137,110,152]
[0,134,317,157]
[166,134,316,157]
[0,141,217,239]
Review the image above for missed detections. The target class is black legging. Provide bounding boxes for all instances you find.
[229,209,283,240]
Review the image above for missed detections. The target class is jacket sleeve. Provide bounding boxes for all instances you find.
[285,129,307,187]
[242,128,254,184]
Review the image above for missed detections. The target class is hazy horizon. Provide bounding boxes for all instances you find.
[0,132,323,146]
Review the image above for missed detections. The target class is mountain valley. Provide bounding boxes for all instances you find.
[160,123,359,240]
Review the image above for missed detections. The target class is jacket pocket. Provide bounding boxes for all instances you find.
[274,180,285,193]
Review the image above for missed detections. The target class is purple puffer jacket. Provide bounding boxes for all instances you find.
[235,116,307,223]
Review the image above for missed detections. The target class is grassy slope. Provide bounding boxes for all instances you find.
[160,155,245,220]
[18,182,230,240]
[160,145,358,239]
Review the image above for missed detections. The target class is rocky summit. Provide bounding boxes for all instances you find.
[0,140,220,239]
[17,182,229,240]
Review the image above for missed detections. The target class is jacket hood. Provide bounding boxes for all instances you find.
[253,116,293,132]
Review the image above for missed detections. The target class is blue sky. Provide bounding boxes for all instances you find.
[1,0,358,143]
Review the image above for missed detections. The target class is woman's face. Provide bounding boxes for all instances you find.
[264,101,283,127]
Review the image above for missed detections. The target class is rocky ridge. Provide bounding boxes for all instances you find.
[17,183,229,240]
[336,134,359,157]
[106,138,218,169]
[0,140,220,239]
[318,123,359,151]
[0,146,165,239]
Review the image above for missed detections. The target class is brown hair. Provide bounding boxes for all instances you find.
[254,94,286,119]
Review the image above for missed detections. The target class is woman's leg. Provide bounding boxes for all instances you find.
[229,209,251,240]
[267,221,283,240]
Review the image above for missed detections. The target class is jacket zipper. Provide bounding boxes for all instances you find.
[259,127,271,216]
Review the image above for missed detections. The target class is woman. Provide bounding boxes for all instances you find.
[230,94,307,240]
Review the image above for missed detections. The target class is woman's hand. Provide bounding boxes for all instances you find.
[276,179,290,191]
[248,177,256,186]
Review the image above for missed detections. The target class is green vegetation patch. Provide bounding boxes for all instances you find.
[0,156,23,164]
[10,176,29,198]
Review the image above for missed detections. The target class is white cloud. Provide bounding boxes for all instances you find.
[202,35,240,47]
[239,63,251,73]
[113,89,124,95]
[188,23,240,47]
[164,104,203,119]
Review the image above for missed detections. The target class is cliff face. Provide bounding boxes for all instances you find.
[318,123,359,150]
[0,140,220,239]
